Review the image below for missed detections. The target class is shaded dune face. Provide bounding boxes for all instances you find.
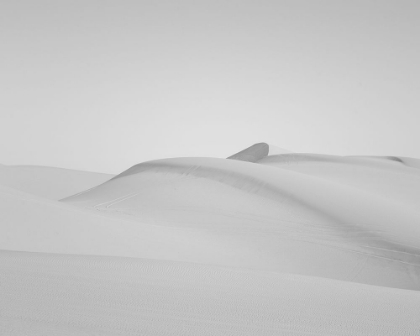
[227,142,270,162]
[258,153,420,207]
[63,151,420,290]
[227,142,291,162]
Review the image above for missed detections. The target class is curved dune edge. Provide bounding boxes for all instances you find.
[227,142,291,162]
[227,142,270,162]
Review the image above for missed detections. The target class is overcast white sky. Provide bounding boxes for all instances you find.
[1,0,419,173]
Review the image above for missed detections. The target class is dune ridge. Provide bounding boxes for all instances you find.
[227,142,290,162]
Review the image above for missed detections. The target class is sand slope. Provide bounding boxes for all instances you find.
[63,155,420,290]
[2,250,420,336]
[1,143,420,335]
[0,184,263,265]
[0,164,113,199]
[257,153,420,207]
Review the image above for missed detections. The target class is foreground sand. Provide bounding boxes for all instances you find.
[1,143,420,335]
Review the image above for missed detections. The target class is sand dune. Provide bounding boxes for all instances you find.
[63,155,420,290]
[258,153,420,207]
[1,143,420,334]
[0,164,113,199]
[227,142,290,162]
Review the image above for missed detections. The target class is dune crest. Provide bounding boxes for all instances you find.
[227,142,270,162]
[227,142,291,162]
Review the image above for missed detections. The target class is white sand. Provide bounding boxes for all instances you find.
[1,143,420,335]
[0,164,113,199]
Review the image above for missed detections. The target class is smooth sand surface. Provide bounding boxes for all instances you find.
[1,144,420,334]
[0,164,113,199]
[2,250,420,336]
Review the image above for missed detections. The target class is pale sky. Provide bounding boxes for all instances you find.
[1,0,419,174]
